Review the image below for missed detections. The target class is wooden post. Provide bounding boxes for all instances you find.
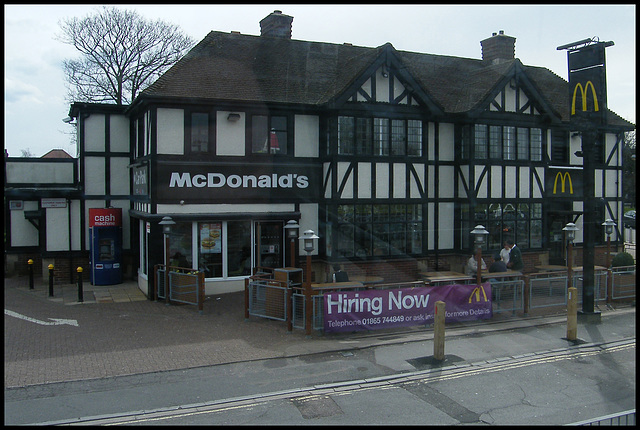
[433,301,445,361]
[567,287,578,341]
[198,271,205,315]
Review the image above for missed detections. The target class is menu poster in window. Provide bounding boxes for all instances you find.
[200,223,222,254]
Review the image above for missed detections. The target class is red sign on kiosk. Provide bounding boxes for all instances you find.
[89,208,122,227]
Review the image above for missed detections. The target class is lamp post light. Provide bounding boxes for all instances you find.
[284,220,299,268]
[563,222,579,290]
[470,225,489,287]
[159,216,175,305]
[300,229,319,336]
[602,218,615,303]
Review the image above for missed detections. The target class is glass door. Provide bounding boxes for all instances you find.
[255,221,284,269]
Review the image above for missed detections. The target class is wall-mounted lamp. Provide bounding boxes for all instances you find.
[381,64,389,78]
[227,113,241,122]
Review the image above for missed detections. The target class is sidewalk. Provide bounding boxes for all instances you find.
[4,275,636,389]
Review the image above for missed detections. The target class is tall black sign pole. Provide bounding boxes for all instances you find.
[558,38,614,320]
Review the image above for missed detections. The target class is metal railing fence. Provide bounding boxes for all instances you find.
[611,265,636,301]
[154,265,205,313]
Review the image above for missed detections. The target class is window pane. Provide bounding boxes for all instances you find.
[503,126,516,160]
[252,115,269,153]
[389,223,405,255]
[356,117,372,155]
[531,128,542,161]
[338,116,355,155]
[475,124,488,159]
[270,116,287,155]
[390,204,406,222]
[408,222,422,254]
[198,223,222,278]
[336,224,354,257]
[227,221,251,276]
[391,119,405,155]
[374,118,389,155]
[530,220,542,248]
[169,222,193,269]
[407,120,422,156]
[372,223,389,256]
[373,204,389,223]
[489,125,502,159]
[517,127,529,160]
[191,113,209,153]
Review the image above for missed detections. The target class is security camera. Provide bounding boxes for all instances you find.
[62,117,73,123]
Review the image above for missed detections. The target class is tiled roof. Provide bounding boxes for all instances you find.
[41,149,73,159]
[142,31,633,128]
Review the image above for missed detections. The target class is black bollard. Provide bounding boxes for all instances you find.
[48,264,54,297]
[77,267,84,303]
[28,259,34,290]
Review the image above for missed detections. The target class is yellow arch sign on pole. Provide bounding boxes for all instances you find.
[571,81,599,115]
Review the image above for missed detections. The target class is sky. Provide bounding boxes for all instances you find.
[4,4,636,158]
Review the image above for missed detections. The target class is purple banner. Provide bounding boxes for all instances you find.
[323,284,492,333]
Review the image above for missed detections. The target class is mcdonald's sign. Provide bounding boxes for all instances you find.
[567,43,607,124]
[468,285,489,303]
[546,168,582,198]
[571,81,599,115]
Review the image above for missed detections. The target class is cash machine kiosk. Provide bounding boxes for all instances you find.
[89,208,123,285]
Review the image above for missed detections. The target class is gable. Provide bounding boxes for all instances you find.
[470,61,561,121]
[329,44,444,116]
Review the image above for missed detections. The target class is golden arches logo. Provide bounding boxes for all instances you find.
[553,171,573,194]
[469,285,488,303]
[571,81,599,115]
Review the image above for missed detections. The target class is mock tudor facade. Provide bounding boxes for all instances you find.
[4,11,634,297]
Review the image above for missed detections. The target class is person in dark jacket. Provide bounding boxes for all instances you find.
[505,240,523,271]
[489,253,508,273]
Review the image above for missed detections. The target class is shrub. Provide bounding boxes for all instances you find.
[611,251,635,268]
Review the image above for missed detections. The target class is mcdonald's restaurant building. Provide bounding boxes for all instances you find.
[4,12,634,297]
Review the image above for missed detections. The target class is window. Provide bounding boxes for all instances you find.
[374,118,389,155]
[530,128,542,161]
[469,202,542,250]
[334,204,423,258]
[356,118,372,155]
[168,222,194,269]
[489,125,502,159]
[503,126,516,160]
[197,221,251,278]
[338,116,355,155]
[391,120,406,156]
[407,120,422,156]
[252,115,288,154]
[337,116,422,157]
[190,113,209,153]
[517,127,530,160]
[474,124,543,161]
[475,124,488,159]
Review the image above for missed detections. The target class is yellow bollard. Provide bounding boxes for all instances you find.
[567,287,578,340]
[433,301,445,361]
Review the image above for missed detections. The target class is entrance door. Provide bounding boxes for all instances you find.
[255,221,284,269]
[548,213,568,265]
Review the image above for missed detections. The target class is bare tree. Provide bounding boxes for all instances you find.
[57,6,194,105]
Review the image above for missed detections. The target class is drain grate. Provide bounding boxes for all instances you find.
[292,395,344,419]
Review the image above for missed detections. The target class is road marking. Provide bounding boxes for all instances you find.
[4,309,78,327]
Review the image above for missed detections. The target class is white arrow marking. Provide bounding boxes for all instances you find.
[4,309,79,327]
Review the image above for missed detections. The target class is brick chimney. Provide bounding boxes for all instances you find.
[260,10,293,38]
[480,30,516,65]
